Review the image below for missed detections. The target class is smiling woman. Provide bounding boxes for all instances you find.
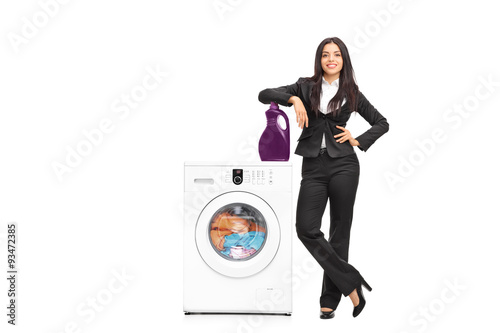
[310,39,359,120]
[258,36,389,320]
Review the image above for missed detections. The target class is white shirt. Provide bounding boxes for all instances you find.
[319,76,346,148]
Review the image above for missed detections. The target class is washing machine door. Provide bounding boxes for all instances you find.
[195,191,280,278]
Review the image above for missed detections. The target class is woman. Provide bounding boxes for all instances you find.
[258,37,389,319]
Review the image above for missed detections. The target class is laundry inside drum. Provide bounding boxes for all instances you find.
[208,203,267,261]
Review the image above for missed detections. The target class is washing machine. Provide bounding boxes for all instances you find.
[184,162,292,315]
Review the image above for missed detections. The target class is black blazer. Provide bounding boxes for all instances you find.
[258,77,389,158]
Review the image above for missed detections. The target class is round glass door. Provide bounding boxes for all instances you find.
[196,191,280,278]
[209,203,267,261]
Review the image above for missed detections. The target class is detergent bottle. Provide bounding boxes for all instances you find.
[258,102,290,161]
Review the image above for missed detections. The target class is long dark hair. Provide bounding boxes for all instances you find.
[305,37,359,118]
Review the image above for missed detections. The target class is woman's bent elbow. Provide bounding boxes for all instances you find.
[382,119,389,133]
[258,89,271,104]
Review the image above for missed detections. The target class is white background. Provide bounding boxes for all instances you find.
[1,0,499,332]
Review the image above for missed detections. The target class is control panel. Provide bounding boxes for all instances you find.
[184,163,292,192]
[224,168,275,186]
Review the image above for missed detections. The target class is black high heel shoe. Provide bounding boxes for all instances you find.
[319,308,335,319]
[352,279,372,318]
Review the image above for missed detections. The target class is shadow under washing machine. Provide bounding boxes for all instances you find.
[184,162,292,315]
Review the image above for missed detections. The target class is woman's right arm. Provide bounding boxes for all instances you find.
[258,78,301,107]
[258,78,309,128]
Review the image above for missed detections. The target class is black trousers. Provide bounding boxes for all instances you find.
[296,150,365,310]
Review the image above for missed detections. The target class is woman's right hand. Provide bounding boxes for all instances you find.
[288,96,308,129]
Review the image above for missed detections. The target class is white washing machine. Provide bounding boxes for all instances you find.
[184,162,292,315]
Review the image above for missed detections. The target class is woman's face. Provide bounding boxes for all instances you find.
[321,42,343,79]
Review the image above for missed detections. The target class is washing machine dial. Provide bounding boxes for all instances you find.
[232,169,243,185]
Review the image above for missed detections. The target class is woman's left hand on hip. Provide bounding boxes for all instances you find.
[334,125,359,147]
